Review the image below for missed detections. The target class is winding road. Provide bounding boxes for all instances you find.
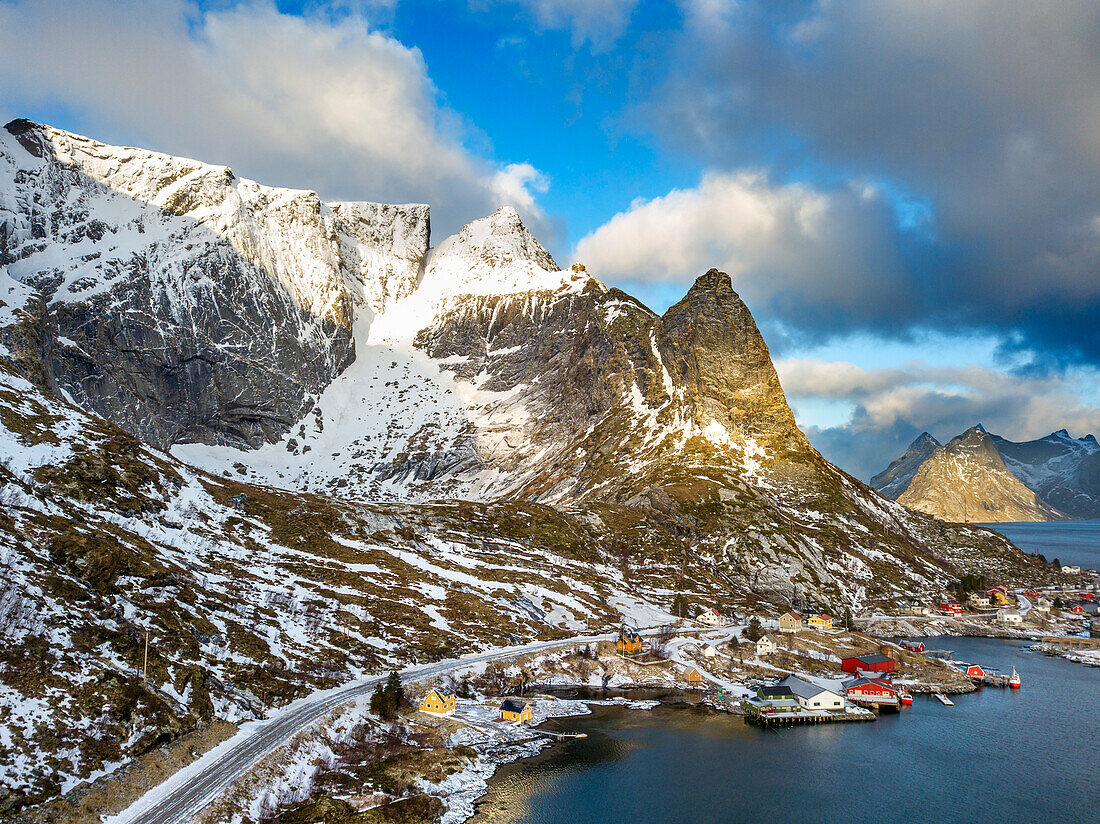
[117,626,705,824]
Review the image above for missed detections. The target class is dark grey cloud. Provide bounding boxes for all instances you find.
[631,0,1100,363]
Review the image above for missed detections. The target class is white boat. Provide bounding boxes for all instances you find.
[934,692,954,706]
[1009,667,1021,689]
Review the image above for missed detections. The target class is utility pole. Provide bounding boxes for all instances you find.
[143,628,149,681]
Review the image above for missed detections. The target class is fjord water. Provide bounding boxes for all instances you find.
[470,638,1098,824]
[979,519,1100,569]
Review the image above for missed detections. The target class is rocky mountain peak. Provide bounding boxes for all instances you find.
[897,424,1067,522]
[657,268,807,454]
[870,431,942,499]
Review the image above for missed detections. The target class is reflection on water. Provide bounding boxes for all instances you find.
[470,638,1100,824]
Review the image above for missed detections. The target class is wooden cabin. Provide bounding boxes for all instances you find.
[418,688,456,717]
[778,611,803,632]
[617,627,646,656]
[499,698,532,724]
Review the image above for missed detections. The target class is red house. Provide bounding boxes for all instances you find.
[842,653,896,674]
[1071,604,1084,614]
[1023,589,1040,598]
[939,602,963,616]
[899,640,925,652]
[846,677,899,701]
[964,663,986,679]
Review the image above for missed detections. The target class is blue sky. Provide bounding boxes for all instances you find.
[3,0,1100,479]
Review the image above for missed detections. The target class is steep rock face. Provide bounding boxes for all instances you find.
[898,426,1068,522]
[657,268,809,457]
[992,429,1100,519]
[0,120,430,448]
[871,432,941,499]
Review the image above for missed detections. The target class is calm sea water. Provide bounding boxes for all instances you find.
[978,520,1100,569]
[470,637,1099,824]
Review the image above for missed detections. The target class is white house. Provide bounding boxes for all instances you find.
[1062,565,1082,574]
[997,608,1023,625]
[778,675,845,711]
[755,634,780,656]
[702,644,718,658]
[696,608,727,627]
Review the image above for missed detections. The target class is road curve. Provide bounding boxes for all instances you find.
[119,631,644,824]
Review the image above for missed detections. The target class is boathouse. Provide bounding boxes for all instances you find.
[845,677,899,708]
[964,663,986,679]
[899,640,925,652]
[842,653,896,674]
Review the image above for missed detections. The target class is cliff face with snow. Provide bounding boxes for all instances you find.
[871,432,940,500]
[896,427,1068,523]
[991,430,1100,519]
[0,122,1058,815]
[875,427,1099,521]
[0,119,430,449]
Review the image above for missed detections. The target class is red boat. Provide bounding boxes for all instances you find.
[899,687,913,706]
[1009,668,1021,690]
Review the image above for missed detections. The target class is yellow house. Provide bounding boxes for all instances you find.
[687,668,704,685]
[499,698,532,724]
[807,614,834,630]
[617,627,646,656]
[778,611,803,632]
[418,688,456,717]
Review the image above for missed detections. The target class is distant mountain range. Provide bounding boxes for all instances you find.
[872,425,1100,522]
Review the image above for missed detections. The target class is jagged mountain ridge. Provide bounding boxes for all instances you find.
[0,121,1060,813]
[895,426,1068,523]
[870,432,941,500]
[991,429,1100,519]
[874,426,1099,521]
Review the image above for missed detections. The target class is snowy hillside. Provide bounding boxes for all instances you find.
[0,121,1060,816]
[992,429,1100,519]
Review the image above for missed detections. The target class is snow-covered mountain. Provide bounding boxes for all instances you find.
[870,432,940,499]
[875,425,1099,521]
[991,429,1100,519]
[0,121,1060,815]
[895,426,1068,522]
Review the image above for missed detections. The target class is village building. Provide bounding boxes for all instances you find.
[899,639,925,652]
[702,644,718,658]
[499,698,532,724]
[938,602,963,616]
[806,614,834,630]
[696,608,727,627]
[963,663,986,679]
[1062,565,1082,574]
[1035,597,1053,613]
[777,675,845,711]
[778,611,803,632]
[845,677,900,706]
[968,592,991,608]
[686,668,704,685]
[997,608,1023,625]
[755,634,780,656]
[418,688,456,717]
[841,653,896,674]
[616,627,645,657]
[898,599,930,617]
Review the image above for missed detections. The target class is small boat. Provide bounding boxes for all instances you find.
[934,693,954,706]
[1009,667,1021,689]
[899,688,913,706]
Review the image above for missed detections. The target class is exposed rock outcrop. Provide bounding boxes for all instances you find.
[871,432,941,500]
[897,426,1068,523]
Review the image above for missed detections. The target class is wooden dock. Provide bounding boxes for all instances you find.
[744,706,875,727]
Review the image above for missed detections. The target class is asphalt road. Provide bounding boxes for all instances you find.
[122,631,638,824]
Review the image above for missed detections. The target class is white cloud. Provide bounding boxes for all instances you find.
[0,0,549,238]
[573,170,912,329]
